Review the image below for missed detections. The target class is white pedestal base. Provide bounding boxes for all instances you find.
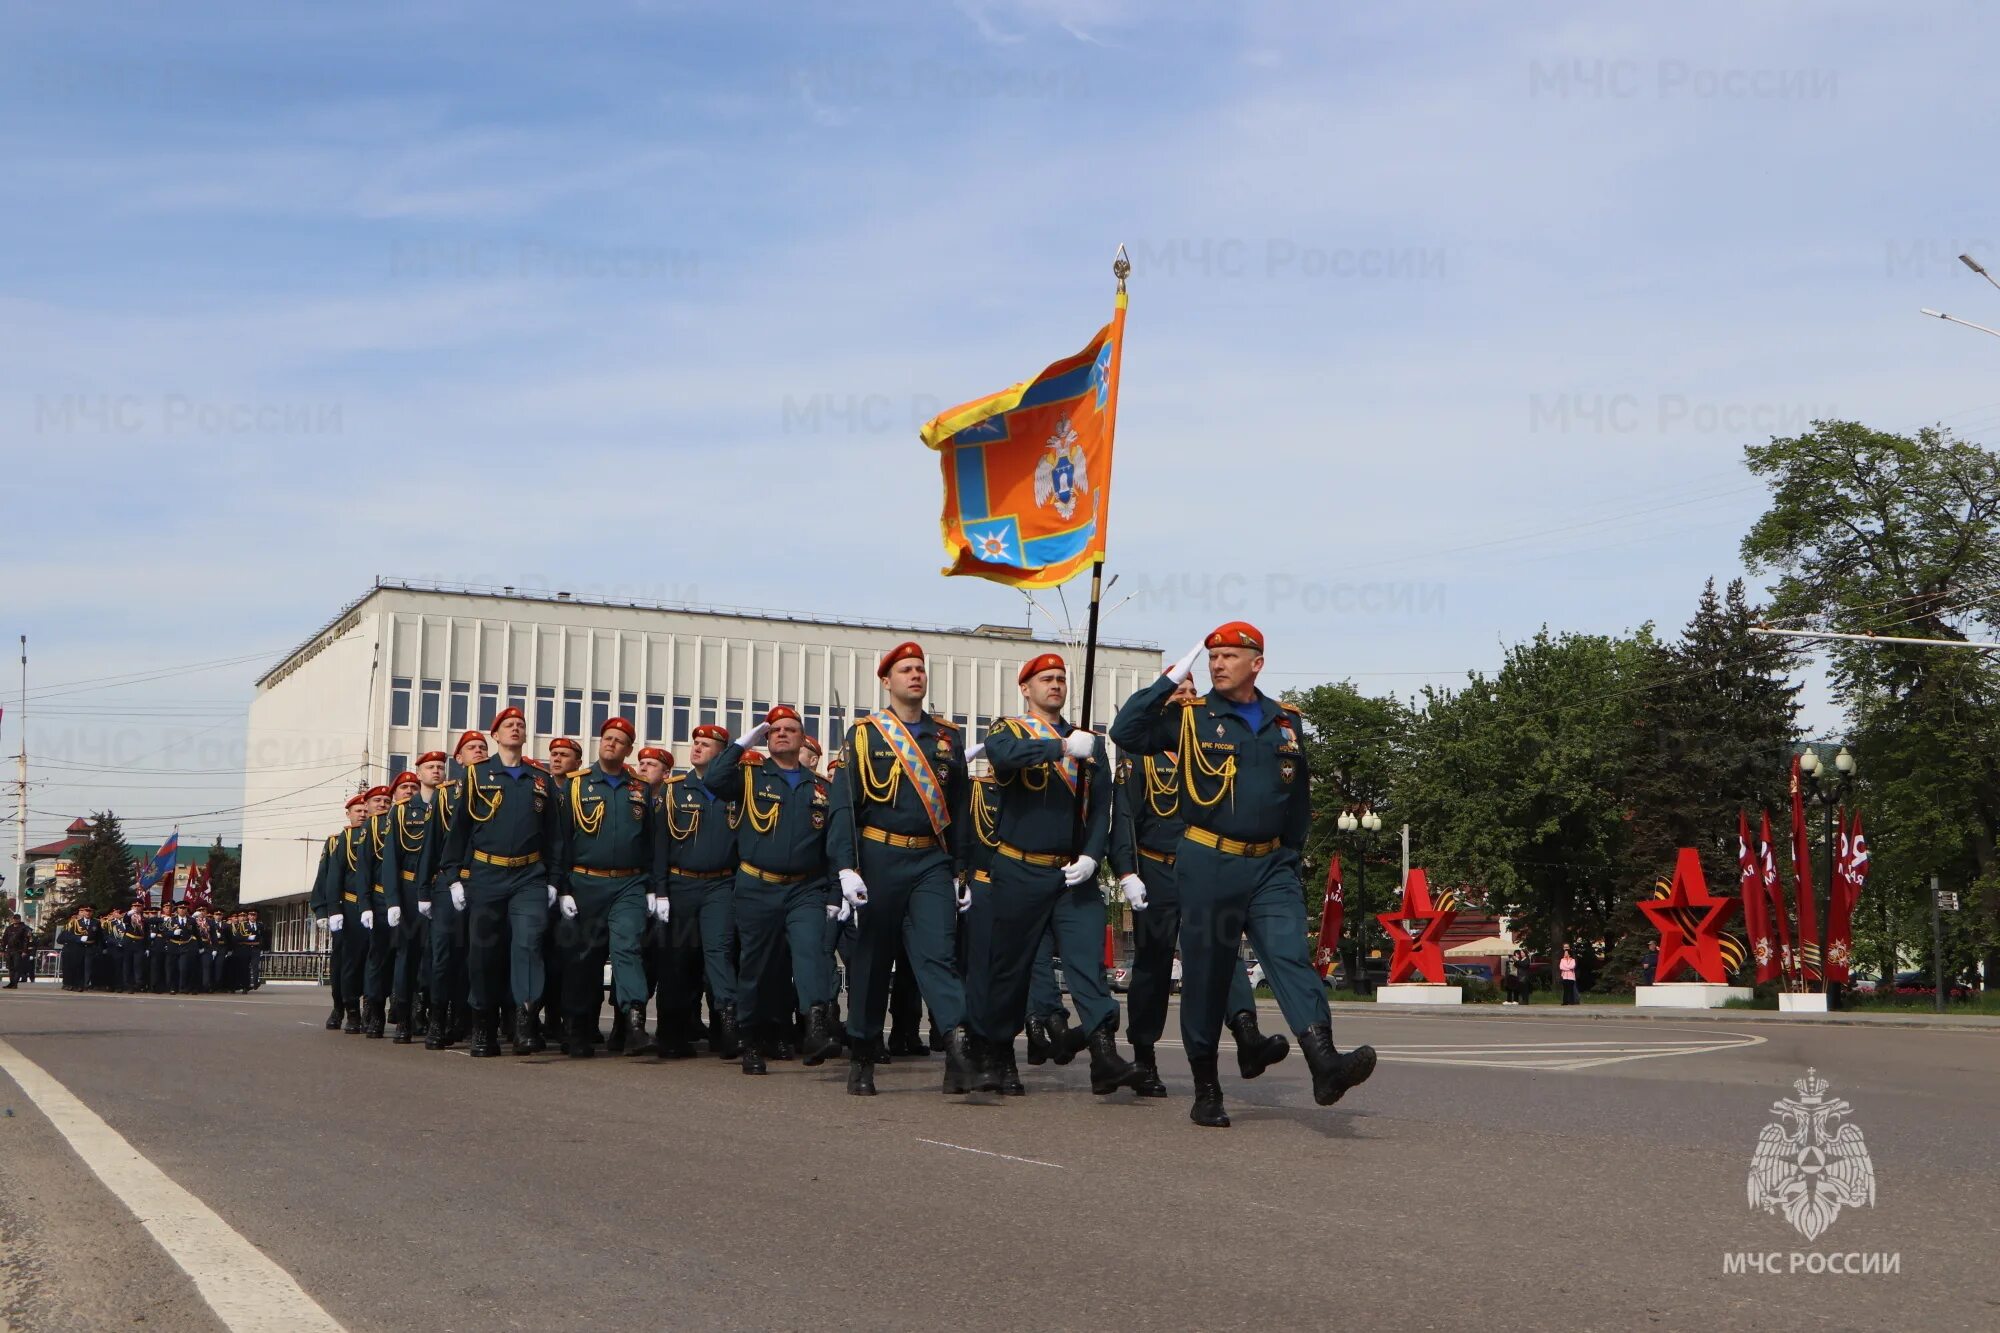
[1376,983,1464,1005]
[1779,991,1830,1013]
[1636,983,1753,1009]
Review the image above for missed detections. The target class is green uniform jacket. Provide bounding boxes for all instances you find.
[364,810,402,913]
[981,717,1109,862]
[392,794,441,914]
[827,712,970,877]
[704,746,831,880]
[307,833,340,919]
[1109,675,1311,853]
[1110,753,1187,878]
[437,759,562,882]
[653,766,741,880]
[555,764,658,894]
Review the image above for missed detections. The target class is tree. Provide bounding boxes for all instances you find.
[1742,420,2000,989]
[206,840,241,910]
[74,811,135,916]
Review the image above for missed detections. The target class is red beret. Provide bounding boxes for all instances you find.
[489,706,525,728]
[877,640,924,678]
[1018,652,1066,686]
[691,724,730,744]
[766,705,800,726]
[453,730,485,756]
[549,737,583,755]
[1205,621,1264,652]
[636,746,673,766]
[598,717,634,739]
[364,785,391,801]
[390,770,421,790]
[344,792,368,809]
[416,751,447,766]
[801,732,824,752]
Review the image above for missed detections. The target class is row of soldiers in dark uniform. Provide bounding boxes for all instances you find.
[50,903,265,993]
[309,623,1377,1126]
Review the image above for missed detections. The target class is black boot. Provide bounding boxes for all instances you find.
[1299,1023,1376,1105]
[654,1016,697,1060]
[622,1004,654,1057]
[413,994,429,1033]
[392,1001,415,1044]
[1087,1019,1141,1095]
[499,1006,517,1043]
[448,1002,470,1043]
[997,1042,1025,1096]
[387,998,404,1029]
[343,1001,362,1034]
[1046,1010,1084,1066]
[741,1023,768,1075]
[1131,1042,1169,1098]
[846,1038,877,1096]
[928,1021,948,1053]
[512,1004,541,1056]
[565,1022,594,1058]
[1024,1016,1053,1066]
[943,1026,981,1094]
[423,1003,447,1050]
[325,999,344,1031]
[803,1003,840,1067]
[888,1028,923,1058]
[771,1033,800,1062]
[607,1004,629,1053]
[544,1009,567,1048]
[1227,1009,1290,1080]
[469,1009,502,1058]
[365,998,387,1039]
[714,1003,743,1059]
[1189,1055,1229,1127]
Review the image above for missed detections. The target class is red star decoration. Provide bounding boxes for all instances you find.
[1638,848,1742,984]
[1377,868,1458,984]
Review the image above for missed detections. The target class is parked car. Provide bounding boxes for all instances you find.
[1109,958,1182,994]
[1444,962,1493,983]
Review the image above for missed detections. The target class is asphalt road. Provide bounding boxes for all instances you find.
[1,986,1996,1332]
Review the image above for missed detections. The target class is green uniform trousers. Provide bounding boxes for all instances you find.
[560,875,648,1015]
[734,874,834,1028]
[1126,850,1256,1050]
[1176,841,1328,1059]
[966,856,1117,1043]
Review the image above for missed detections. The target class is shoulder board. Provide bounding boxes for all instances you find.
[1177,693,1207,708]
[665,773,685,784]
[741,749,764,765]
[931,714,959,732]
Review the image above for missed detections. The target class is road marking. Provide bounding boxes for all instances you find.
[916,1137,1064,1169]
[1150,1030,1763,1072]
[0,1038,345,1333]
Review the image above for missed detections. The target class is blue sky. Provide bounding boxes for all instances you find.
[4,0,1999,852]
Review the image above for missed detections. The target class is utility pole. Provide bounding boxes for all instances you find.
[1930,874,1945,1015]
[14,636,26,930]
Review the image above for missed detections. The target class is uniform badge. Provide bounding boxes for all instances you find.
[1279,760,1297,784]
[810,807,827,830]
[1214,722,1225,739]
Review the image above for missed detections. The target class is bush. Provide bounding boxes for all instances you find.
[1460,977,1501,1004]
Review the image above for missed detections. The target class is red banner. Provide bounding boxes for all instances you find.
[1315,855,1344,979]
[1759,810,1795,990]
[1825,810,1866,983]
[1739,810,1777,984]
[1789,757,1820,981]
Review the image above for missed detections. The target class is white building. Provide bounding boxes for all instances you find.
[241,578,1160,947]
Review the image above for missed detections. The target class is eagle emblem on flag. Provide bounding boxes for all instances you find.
[1034,418,1088,520]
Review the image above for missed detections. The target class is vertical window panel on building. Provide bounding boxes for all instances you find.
[389,754,409,778]
[563,688,583,736]
[535,686,555,735]
[448,681,470,730]
[753,699,769,725]
[699,697,718,727]
[673,695,691,743]
[618,691,637,731]
[645,694,665,742]
[726,699,745,735]
[507,682,527,715]
[591,690,610,733]
[806,703,826,744]
[420,679,441,728]
[390,677,412,727]
[478,682,498,727]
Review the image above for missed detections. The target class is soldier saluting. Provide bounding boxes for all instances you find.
[1110,622,1377,1128]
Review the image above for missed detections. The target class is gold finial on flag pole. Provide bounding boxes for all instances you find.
[1113,243,1130,293]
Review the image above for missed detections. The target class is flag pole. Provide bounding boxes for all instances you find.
[1069,245,1129,855]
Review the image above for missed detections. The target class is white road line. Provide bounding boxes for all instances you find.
[0,1038,345,1333]
[916,1138,1064,1169]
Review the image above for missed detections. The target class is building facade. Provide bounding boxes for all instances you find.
[241,579,1159,948]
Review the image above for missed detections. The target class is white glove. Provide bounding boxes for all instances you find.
[450,883,466,911]
[328,914,344,933]
[826,901,840,920]
[654,896,671,923]
[547,885,557,907]
[839,868,869,906]
[834,897,853,924]
[314,917,328,930]
[965,742,986,762]
[1166,640,1205,685]
[955,877,972,912]
[418,901,432,919]
[387,905,402,928]
[1062,855,1098,888]
[560,894,578,919]
[646,892,657,916]
[1119,873,1149,909]
[1063,730,1096,759]
[360,909,375,930]
[735,721,770,749]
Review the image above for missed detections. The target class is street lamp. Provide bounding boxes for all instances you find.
[1797,744,1857,1006]
[1336,807,1384,994]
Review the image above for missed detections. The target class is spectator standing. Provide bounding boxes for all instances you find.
[1559,947,1580,1005]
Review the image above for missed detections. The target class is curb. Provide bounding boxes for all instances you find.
[1331,1002,2000,1034]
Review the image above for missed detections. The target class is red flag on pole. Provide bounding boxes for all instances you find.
[1103,923,1116,970]
[1789,757,1820,983]
[1739,810,1776,984]
[1759,809,1794,990]
[1826,810,1866,983]
[1315,855,1344,979]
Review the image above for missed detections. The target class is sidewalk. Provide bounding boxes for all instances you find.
[1342,1000,2000,1033]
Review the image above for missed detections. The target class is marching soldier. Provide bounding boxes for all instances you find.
[145,901,168,994]
[1110,622,1377,1127]
[1111,679,1288,1098]
[553,717,656,1058]
[58,907,90,989]
[972,654,1140,1097]
[826,641,973,1096]
[167,903,197,995]
[542,737,585,1046]
[2,913,29,989]
[654,727,742,1060]
[312,793,368,1028]
[425,732,486,1047]
[703,709,841,1073]
[359,784,399,1037]
[436,707,561,1057]
[388,765,439,1043]
[242,910,264,989]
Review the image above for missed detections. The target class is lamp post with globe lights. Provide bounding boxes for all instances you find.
[1336,807,1384,995]
[1797,744,1857,1007]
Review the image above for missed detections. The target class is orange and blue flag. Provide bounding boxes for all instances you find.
[920,292,1126,588]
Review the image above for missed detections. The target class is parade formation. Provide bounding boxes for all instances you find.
[303,629,1377,1126]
